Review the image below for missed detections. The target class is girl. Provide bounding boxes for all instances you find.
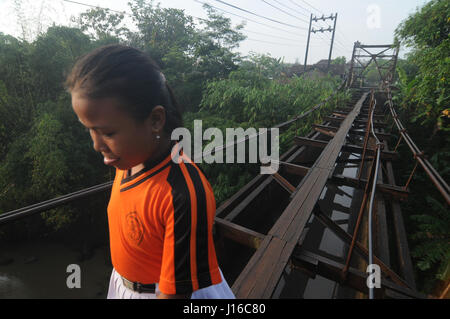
[65,44,235,299]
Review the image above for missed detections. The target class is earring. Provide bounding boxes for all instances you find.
[156,135,160,140]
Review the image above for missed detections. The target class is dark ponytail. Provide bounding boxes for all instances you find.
[65,44,183,134]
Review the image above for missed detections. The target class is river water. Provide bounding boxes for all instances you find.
[0,240,112,299]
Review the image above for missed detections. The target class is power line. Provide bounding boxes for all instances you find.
[332,43,351,58]
[271,0,309,18]
[288,0,315,15]
[327,28,352,54]
[298,5,351,56]
[301,0,342,38]
[316,29,347,52]
[194,0,305,38]
[61,0,129,16]
[60,0,316,59]
[259,0,309,24]
[326,34,351,56]
[315,32,331,48]
[244,28,305,42]
[315,22,352,55]
[211,0,307,30]
[246,37,305,47]
[336,30,353,47]
[331,44,349,58]
[297,0,352,47]
[334,35,351,53]
[288,1,337,38]
[62,0,306,43]
[300,0,325,16]
[277,2,352,60]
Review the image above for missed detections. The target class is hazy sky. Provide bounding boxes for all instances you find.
[0,0,430,64]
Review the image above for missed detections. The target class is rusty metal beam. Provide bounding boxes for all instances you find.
[325,116,387,128]
[214,217,265,250]
[272,173,296,194]
[291,249,426,299]
[263,160,310,177]
[382,139,417,289]
[314,126,336,137]
[349,129,393,141]
[294,136,329,148]
[295,136,398,160]
[313,208,414,290]
[215,144,302,219]
[331,174,409,200]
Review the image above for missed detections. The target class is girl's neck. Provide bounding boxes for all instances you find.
[130,137,172,176]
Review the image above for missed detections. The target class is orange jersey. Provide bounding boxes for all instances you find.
[107,144,222,295]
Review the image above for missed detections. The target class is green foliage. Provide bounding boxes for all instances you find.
[181,110,254,205]
[128,0,197,65]
[199,58,339,127]
[125,0,245,112]
[331,56,346,65]
[198,4,246,51]
[395,0,449,131]
[0,33,34,151]
[393,0,450,293]
[362,60,391,86]
[0,0,345,243]
[395,0,449,49]
[0,26,110,237]
[29,26,92,100]
[184,57,345,204]
[74,8,128,40]
[410,197,450,274]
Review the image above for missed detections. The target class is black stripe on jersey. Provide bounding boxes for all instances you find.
[185,162,212,289]
[120,162,171,192]
[166,162,193,294]
[121,142,174,185]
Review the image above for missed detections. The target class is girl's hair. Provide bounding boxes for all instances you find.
[65,44,183,134]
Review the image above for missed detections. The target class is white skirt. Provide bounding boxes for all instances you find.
[107,268,235,299]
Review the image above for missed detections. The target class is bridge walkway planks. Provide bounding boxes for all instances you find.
[231,92,369,298]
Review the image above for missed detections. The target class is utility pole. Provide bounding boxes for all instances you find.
[304,13,313,73]
[327,13,338,71]
[303,13,338,73]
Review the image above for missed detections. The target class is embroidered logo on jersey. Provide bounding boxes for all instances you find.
[125,211,144,245]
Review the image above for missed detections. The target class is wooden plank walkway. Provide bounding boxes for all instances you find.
[231,92,369,298]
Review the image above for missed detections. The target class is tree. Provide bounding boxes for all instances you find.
[0,32,40,167]
[331,56,346,65]
[74,8,128,41]
[29,26,92,101]
[199,54,339,127]
[395,0,449,132]
[394,0,450,294]
[125,1,246,112]
[192,4,246,80]
[0,26,109,238]
[128,0,197,66]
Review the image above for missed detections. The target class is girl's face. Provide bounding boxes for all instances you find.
[71,91,164,171]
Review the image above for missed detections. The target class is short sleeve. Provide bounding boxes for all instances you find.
[158,162,222,295]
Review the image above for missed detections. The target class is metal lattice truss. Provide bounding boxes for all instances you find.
[347,42,399,89]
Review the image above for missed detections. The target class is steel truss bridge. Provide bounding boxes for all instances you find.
[1,42,448,299]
